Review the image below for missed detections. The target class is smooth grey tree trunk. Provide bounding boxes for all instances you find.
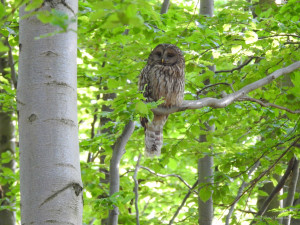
[198,126,214,225]
[0,112,15,225]
[17,1,82,224]
[200,0,214,17]
[108,121,135,225]
[161,0,170,14]
[198,1,214,225]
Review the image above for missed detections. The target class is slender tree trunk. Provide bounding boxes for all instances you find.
[108,121,135,225]
[161,0,170,14]
[100,92,116,225]
[198,1,214,225]
[18,1,82,224]
[198,126,214,225]
[0,112,15,225]
[200,0,214,17]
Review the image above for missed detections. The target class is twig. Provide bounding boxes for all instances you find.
[168,180,199,225]
[152,61,300,115]
[238,96,300,114]
[4,38,17,89]
[108,121,135,225]
[231,137,300,209]
[215,57,257,74]
[225,161,260,225]
[133,154,142,225]
[197,82,235,95]
[250,157,296,224]
[140,166,196,193]
[283,156,299,225]
[258,34,300,39]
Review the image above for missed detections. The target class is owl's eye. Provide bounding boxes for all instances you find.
[156,52,162,57]
[167,53,175,57]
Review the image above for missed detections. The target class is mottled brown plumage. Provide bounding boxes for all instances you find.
[138,44,185,157]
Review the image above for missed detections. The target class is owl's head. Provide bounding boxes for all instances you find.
[148,44,184,67]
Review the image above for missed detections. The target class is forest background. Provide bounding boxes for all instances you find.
[0,0,300,224]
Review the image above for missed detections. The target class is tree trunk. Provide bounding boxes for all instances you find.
[161,0,170,14]
[200,0,214,17]
[18,1,82,224]
[0,112,15,225]
[198,1,214,224]
[198,127,214,225]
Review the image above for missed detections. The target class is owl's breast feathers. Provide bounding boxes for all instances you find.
[150,64,185,107]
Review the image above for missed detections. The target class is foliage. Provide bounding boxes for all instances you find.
[0,0,299,224]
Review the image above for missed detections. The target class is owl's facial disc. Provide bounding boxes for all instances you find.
[152,50,163,64]
[162,48,177,66]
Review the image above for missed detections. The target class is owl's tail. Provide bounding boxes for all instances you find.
[144,115,168,157]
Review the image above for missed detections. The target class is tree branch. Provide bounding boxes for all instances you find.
[133,153,142,225]
[230,137,300,208]
[108,121,135,225]
[225,161,260,225]
[250,157,296,224]
[215,56,257,74]
[283,157,299,225]
[168,180,199,225]
[152,61,300,115]
[238,96,300,114]
[140,166,196,192]
[4,38,17,89]
[133,154,142,225]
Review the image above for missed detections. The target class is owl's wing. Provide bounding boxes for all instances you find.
[138,65,152,99]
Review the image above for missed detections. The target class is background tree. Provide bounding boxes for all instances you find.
[17,0,82,224]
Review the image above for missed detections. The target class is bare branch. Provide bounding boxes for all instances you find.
[140,166,196,192]
[153,61,300,115]
[283,157,299,225]
[238,96,300,114]
[108,121,135,225]
[231,137,300,209]
[250,157,296,224]
[225,161,260,225]
[215,56,256,74]
[197,82,235,95]
[133,154,142,225]
[168,180,199,225]
[4,38,17,89]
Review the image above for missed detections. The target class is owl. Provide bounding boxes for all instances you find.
[138,44,185,157]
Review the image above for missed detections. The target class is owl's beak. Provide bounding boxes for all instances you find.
[161,59,164,64]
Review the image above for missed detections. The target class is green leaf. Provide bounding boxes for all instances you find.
[0,41,8,51]
[135,101,148,115]
[244,31,258,44]
[231,45,242,54]
[199,186,212,203]
[36,11,52,23]
[0,3,5,18]
[25,0,43,11]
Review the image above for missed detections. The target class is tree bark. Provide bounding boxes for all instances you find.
[198,126,214,225]
[160,0,170,14]
[108,121,135,225]
[18,1,82,224]
[198,1,215,224]
[200,0,214,17]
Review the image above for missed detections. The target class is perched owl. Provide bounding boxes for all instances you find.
[138,44,185,157]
